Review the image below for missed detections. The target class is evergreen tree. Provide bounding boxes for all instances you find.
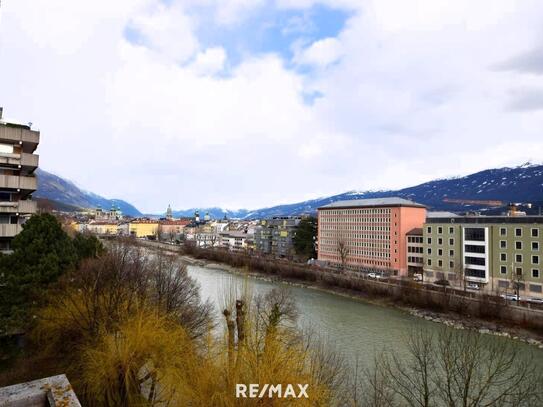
[293,217,317,260]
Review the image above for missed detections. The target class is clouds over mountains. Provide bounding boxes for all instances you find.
[1,0,543,213]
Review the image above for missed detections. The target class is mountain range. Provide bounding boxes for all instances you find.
[35,163,543,219]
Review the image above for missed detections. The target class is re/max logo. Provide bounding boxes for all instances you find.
[236,384,309,398]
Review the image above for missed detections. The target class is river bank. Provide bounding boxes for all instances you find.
[180,255,543,349]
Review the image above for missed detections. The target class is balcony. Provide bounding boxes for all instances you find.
[0,152,39,168]
[0,223,22,237]
[0,126,40,152]
[0,200,37,214]
[0,174,37,191]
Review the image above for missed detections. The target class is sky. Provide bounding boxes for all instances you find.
[1,0,543,213]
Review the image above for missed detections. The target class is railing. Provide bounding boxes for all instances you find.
[0,174,37,190]
[0,126,40,144]
[0,224,22,237]
[0,152,39,168]
[0,200,37,214]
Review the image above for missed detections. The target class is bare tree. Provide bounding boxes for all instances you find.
[361,328,543,407]
[336,233,350,271]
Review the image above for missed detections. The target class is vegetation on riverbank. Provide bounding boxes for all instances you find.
[181,243,543,337]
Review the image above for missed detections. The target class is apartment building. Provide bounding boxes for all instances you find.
[0,108,39,252]
[219,230,251,252]
[406,228,424,275]
[423,216,543,298]
[254,216,301,257]
[317,198,427,275]
[128,219,159,238]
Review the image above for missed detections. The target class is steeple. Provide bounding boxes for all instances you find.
[166,204,173,220]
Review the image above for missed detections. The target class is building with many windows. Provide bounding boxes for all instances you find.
[423,216,543,298]
[317,198,427,275]
[254,216,301,258]
[0,108,39,252]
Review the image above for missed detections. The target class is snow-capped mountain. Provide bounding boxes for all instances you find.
[38,163,543,219]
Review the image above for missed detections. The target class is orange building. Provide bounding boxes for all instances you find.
[317,198,427,276]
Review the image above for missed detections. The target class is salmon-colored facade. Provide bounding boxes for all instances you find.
[317,198,427,276]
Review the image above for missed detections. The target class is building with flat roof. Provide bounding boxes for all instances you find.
[317,197,427,275]
[0,108,39,252]
[254,216,301,258]
[423,215,543,298]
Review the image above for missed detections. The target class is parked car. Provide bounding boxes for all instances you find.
[413,273,423,282]
[434,279,450,286]
[466,283,480,290]
[501,293,519,301]
[527,297,543,304]
[368,272,377,279]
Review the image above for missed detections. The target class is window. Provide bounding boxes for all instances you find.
[449,238,454,245]
[449,261,454,268]
[449,227,454,234]
[427,238,432,244]
[438,249,443,256]
[530,284,542,293]
[515,228,522,237]
[449,249,454,257]
[465,256,485,266]
[427,248,432,255]
[516,254,523,263]
[533,269,540,278]
[465,228,485,241]
[427,259,432,266]
[500,265,507,274]
[501,253,507,262]
[532,242,539,251]
[500,227,506,236]
[438,238,443,245]
[532,228,539,238]
[498,280,509,288]
[533,255,539,265]
[500,240,506,249]
[516,267,523,276]
[465,245,485,254]
[515,241,522,250]
[427,226,432,234]
[438,260,443,267]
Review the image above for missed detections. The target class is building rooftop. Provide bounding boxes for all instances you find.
[407,228,423,235]
[426,215,543,225]
[427,211,459,218]
[319,197,425,209]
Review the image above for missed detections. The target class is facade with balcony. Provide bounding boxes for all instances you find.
[0,108,40,252]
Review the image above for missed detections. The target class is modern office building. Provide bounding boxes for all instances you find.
[254,216,301,257]
[317,198,427,275]
[423,215,543,298]
[0,108,39,252]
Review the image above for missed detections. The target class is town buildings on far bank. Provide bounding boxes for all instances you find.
[254,216,301,258]
[0,108,40,253]
[317,198,427,276]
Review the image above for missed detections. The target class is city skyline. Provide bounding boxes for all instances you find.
[2,0,543,213]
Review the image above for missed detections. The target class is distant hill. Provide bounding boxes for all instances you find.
[35,163,543,219]
[34,169,142,216]
[235,163,543,219]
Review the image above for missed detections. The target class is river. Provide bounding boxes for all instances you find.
[187,264,543,367]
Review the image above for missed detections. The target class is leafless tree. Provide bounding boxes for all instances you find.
[360,328,543,407]
[336,233,350,271]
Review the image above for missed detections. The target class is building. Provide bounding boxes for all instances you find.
[219,230,251,252]
[317,198,427,275]
[128,219,159,238]
[406,228,424,275]
[86,221,119,236]
[0,108,39,252]
[254,216,301,258]
[423,215,543,298]
[159,219,190,241]
[94,204,122,221]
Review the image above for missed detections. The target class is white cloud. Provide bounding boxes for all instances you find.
[1,0,543,213]
[191,47,227,75]
[295,37,342,67]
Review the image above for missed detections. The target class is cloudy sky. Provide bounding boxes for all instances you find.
[1,0,543,213]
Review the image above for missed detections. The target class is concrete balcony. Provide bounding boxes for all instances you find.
[0,152,39,168]
[0,223,22,237]
[0,200,37,214]
[0,174,37,191]
[0,126,40,153]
